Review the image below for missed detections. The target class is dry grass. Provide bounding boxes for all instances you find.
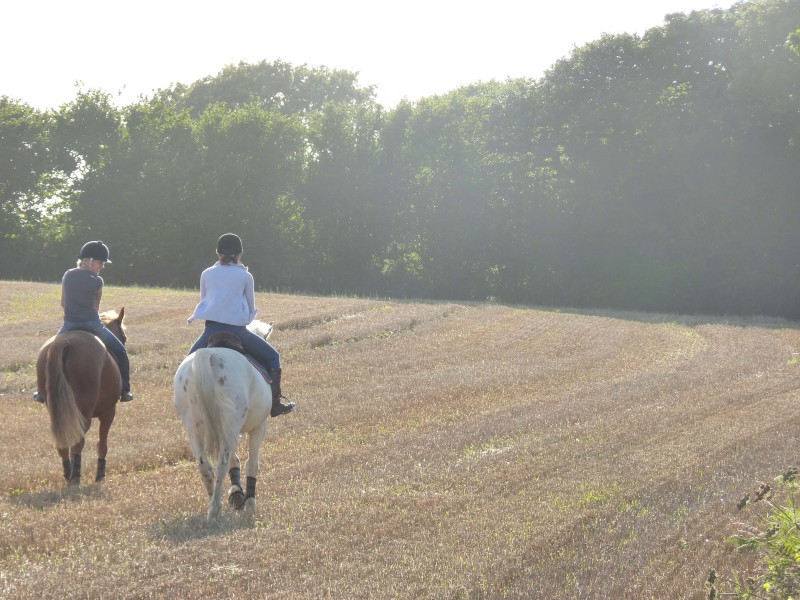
[1,280,799,598]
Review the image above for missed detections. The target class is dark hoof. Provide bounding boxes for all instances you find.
[228,485,245,510]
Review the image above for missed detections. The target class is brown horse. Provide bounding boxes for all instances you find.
[35,308,128,486]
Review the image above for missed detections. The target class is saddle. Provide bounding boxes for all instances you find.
[207,332,272,384]
[207,332,245,353]
[69,325,102,336]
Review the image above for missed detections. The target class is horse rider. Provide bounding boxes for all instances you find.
[33,241,134,403]
[186,233,295,417]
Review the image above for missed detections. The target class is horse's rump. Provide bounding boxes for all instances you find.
[38,331,121,449]
[186,349,245,459]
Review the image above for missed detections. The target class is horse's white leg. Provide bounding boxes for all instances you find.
[176,388,216,499]
[243,420,269,512]
[208,445,231,519]
[184,414,214,497]
[210,433,242,518]
[198,456,215,497]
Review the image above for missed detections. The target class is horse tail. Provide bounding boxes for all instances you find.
[45,339,88,449]
[193,349,239,460]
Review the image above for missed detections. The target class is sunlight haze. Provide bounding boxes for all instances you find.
[5,0,736,109]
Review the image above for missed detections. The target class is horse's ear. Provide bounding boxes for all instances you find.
[118,307,125,322]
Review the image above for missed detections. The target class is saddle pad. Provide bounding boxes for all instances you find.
[206,332,272,385]
[245,355,273,385]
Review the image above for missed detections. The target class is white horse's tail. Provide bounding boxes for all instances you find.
[192,349,240,460]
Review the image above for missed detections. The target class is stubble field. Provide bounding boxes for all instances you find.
[1,280,799,598]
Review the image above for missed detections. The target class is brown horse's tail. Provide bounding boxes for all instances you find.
[45,339,88,449]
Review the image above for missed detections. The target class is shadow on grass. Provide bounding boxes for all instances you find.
[10,481,110,509]
[149,509,257,545]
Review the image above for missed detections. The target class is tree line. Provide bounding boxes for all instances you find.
[2,0,799,318]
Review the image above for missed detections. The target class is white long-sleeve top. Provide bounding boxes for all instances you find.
[187,262,259,326]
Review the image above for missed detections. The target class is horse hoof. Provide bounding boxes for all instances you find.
[208,502,223,520]
[228,485,245,510]
[243,496,256,512]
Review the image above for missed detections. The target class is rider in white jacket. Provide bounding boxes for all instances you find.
[187,233,295,417]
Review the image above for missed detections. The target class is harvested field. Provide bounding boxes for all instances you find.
[1,280,799,598]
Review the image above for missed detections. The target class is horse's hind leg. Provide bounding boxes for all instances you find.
[57,447,71,482]
[70,453,82,486]
[95,409,116,482]
[179,406,215,498]
[228,454,245,510]
[68,438,87,486]
[209,446,232,519]
[243,420,269,512]
[198,456,215,497]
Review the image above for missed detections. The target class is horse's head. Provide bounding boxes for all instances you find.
[101,307,127,345]
[248,319,273,340]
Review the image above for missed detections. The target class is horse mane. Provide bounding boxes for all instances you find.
[248,320,273,339]
[100,308,127,343]
[100,310,119,323]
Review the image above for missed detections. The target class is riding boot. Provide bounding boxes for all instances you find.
[117,352,134,402]
[267,368,295,417]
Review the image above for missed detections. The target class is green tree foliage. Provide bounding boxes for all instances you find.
[1,1,799,318]
[302,100,385,294]
[66,94,200,285]
[0,98,49,252]
[190,100,307,288]
[0,97,68,275]
[171,59,375,117]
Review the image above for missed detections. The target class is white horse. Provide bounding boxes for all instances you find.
[173,320,275,519]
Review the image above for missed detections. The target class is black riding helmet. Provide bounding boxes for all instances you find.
[217,233,243,256]
[78,240,112,263]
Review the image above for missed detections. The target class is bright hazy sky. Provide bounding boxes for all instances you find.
[4,0,737,110]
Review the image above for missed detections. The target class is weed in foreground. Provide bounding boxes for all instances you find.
[709,468,800,599]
